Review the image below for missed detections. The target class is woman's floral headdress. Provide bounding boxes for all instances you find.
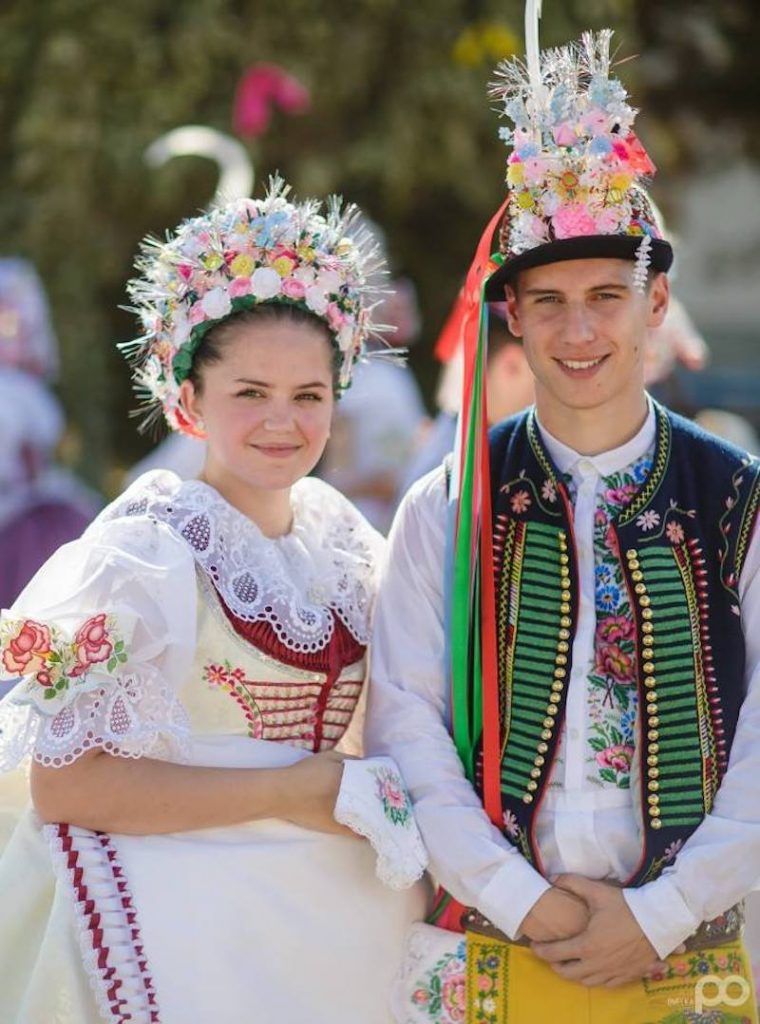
[484,12,672,298]
[124,177,388,434]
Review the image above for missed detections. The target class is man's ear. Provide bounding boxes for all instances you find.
[647,272,670,330]
[504,284,523,338]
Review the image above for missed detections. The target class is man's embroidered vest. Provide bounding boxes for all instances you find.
[483,404,760,885]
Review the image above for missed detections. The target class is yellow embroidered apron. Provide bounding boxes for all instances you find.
[466,931,758,1023]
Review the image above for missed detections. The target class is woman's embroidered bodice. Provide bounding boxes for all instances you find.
[185,575,366,750]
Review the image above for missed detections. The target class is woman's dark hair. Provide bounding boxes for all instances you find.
[188,303,343,395]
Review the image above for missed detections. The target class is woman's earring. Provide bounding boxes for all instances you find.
[196,418,206,433]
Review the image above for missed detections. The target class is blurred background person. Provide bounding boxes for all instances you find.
[0,259,99,610]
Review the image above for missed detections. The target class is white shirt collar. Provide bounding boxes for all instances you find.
[535,397,656,479]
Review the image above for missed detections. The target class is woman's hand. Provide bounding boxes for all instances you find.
[278,750,356,836]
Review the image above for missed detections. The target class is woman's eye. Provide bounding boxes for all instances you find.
[236,389,264,399]
[295,392,323,402]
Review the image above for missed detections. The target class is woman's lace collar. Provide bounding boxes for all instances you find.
[103,471,384,652]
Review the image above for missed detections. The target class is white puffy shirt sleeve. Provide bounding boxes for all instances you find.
[0,513,197,771]
[365,467,550,938]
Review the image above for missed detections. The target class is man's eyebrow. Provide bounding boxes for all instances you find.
[233,378,329,388]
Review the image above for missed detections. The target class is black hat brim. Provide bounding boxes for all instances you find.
[484,235,674,301]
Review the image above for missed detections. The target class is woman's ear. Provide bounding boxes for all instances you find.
[178,379,205,433]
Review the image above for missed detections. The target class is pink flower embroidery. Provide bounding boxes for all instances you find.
[510,490,531,514]
[541,479,557,504]
[205,663,229,686]
[595,744,634,773]
[636,509,660,532]
[441,974,466,1021]
[605,483,638,506]
[595,643,634,683]
[665,520,684,545]
[69,614,114,678]
[2,619,52,675]
[412,989,429,1005]
[502,809,521,838]
[597,615,634,645]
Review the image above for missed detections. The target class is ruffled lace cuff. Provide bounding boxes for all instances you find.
[334,756,428,890]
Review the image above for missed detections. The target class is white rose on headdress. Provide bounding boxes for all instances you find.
[316,269,342,295]
[201,287,232,320]
[251,267,282,300]
[172,309,191,345]
[305,286,329,316]
[293,266,316,286]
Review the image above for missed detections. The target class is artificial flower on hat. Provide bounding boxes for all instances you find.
[123,177,390,434]
[484,28,673,297]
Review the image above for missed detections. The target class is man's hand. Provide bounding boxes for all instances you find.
[518,885,590,942]
[531,875,661,987]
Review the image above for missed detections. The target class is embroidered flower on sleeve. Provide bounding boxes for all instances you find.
[636,509,660,532]
[0,614,126,712]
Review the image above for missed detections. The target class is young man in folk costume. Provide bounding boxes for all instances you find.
[368,10,760,1023]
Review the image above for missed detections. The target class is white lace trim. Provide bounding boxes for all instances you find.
[0,670,191,772]
[44,823,161,1023]
[104,471,383,653]
[333,756,428,891]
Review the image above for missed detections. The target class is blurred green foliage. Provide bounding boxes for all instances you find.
[0,0,755,491]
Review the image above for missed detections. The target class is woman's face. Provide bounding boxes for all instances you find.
[179,317,335,495]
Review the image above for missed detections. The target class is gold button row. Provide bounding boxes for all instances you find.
[523,530,569,807]
[627,548,663,830]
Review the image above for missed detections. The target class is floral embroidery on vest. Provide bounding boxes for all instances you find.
[202,660,265,739]
[565,450,653,790]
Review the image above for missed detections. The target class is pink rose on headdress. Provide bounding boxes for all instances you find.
[552,122,576,147]
[229,276,253,298]
[281,278,306,301]
[326,302,345,333]
[613,132,656,176]
[552,204,598,239]
[188,303,206,326]
[250,267,282,300]
[177,264,193,281]
[70,614,113,677]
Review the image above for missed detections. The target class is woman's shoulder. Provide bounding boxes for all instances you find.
[292,476,385,563]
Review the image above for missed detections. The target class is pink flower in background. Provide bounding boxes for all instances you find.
[233,64,310,139]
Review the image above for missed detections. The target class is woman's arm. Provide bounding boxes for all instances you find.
[31,748,350,836]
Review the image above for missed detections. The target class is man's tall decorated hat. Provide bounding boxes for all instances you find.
[124,177,387,435]
[484,0,672,298]
[446,3,675,827]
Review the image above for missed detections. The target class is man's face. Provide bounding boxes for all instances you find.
[504,258,669,418]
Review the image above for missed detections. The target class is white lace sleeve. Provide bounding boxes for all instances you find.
[0,515,196,770]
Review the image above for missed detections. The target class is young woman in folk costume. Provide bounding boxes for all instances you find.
[0,179,429,1024]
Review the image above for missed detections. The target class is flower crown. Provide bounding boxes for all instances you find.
[485,29,672,294]
[124,177,387,434]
